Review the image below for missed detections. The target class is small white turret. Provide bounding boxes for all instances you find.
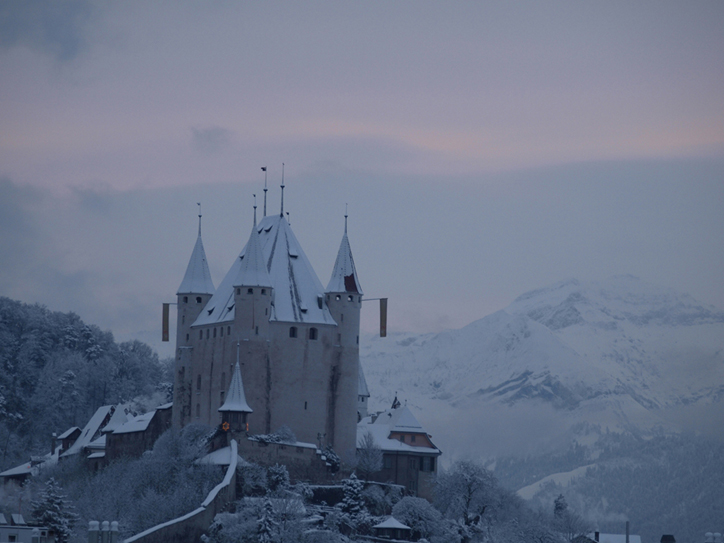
[219,343,253,433]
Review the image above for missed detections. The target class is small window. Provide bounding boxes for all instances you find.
[197,375,201,390]
[359,296,362,303]
[399,435,405,442]
[317,296,323,309]
[186,333,189,341]
[309,328,318,340]
[182,315,185,324]
[247,288,253,294]
[356,335,359,344]
[304,401,307,410]
[335,295,341,301]
[384,456,393,469]
[255,326,259,335]
[341,313,344,322]
[337,333,341,342]
[206,329,210,339]
[220,327,224,337]
[199,330,203,339]
[227,326,231,335]
[348,295,353,301]
[196,296,202,304]
[289,327,298,338]
[411,434,416,443]
[196,403,200,417]
[236,288,240,295]
[262,288,266,295]
[220,391,224,405]
[265,308,268,315]
[213,328,217,338]
[183,296,188,303]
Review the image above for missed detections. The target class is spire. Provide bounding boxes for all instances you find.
[219,343,253,413]
[279,162,285,217]
[326,211,362,294]
[261,167,268,217]
[177,208,215,295]
[234,204,272,288]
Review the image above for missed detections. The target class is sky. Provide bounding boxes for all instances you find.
[1,1,723,358]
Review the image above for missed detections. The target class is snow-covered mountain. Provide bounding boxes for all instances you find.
[360,276,724,458]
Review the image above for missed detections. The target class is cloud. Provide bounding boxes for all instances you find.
[0,0,93,61]
[190,126,234,155]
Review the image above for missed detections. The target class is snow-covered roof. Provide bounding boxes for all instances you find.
[219,361,253,413]
[358,363,370,398]
[177,232,215,295]
[326,223,362,294]
[197,446,235,466]
[101,405,128,434]
[194,214,337,326]
[57,426,80,440]
[11,514,26,525]
[61,405,114,458]
[234,221,272,288]
[358,406,441,455]
[87,452,105,459]
[86,434,107,450]
[0,461,32,477]
[0,513,6,524]
[112,411,155,434]
[373,516,410,530]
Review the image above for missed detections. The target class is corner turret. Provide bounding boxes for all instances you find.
[219,343,253,434]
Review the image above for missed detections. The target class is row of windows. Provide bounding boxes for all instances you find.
[382,455,435,472]
[289,326,318,339]
[236,287,268,296]
[399,434,417,443]
[328,294,362,303]
[182,296,204,304]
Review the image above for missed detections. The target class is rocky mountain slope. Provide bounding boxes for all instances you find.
[360,276,724,459]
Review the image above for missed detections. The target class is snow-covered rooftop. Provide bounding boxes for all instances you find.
[101,405,128,434]
[197,446,235,466]
[589,534,642,543]
[234,221,272,288]
[219,361,253,413]
[0,461,32,478]
[112,411,155,434]
[373,516,411,530]
[177,231,215,295]
[57,426,80,440]
[358,405,441,455]
[194,214,337,326]
[61,405,114,458]
[326,222,362,294]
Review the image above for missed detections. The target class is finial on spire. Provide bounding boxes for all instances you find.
[236,340,240,365]
[261,167,268,217]
[197,202,202,237]
[253,194,257,226]
[286,211,290,225]
[280,162,285,217]
[344,203,348,234]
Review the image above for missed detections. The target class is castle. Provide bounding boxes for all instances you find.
[171,190,362,460]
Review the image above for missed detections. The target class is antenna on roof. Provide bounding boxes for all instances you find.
[344,203,348,234]
[236,340,240,365]
[286,211,290,225]
[197,202,202,236]
[253,194,257,226]
[261,167,268,217]
[280,162,285,217]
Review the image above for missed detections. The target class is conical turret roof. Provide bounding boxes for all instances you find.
[234,221,272,288]
[326,220,362,294]
[177,232,215,295]
[218,360,253,413]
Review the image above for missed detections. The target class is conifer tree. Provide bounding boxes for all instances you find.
[31,477,79,543]
[257,496,276,543]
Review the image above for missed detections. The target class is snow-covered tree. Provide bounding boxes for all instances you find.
[392,496,443,541]
[268,463,291,494]
[31,477,79,543]
[356,431,383,481]
[257,497,276,543]
[435,460,501,529]
[339,473,371,535]
[553,494,567,518]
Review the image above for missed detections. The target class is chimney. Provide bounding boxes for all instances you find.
[713,533,722,543]
[88,521,99,543]
[626,521,630,543]
[51,432,57,455]
[595,532,600,542]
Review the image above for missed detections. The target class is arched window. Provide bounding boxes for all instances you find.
[213,328,217,338]
[247,288,253,294]
[183,296,188,303]
[196,296,202,304]
[309,328,318,340]
[348,295,353,301]
[289,327,298,338]
[335,295,341,301]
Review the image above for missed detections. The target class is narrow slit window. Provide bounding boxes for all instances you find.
[289,326,297,338]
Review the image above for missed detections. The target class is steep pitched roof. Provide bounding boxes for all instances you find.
[358,405,441,455]
[194,214,336,326]
[61,405,114,458]
[358,363,370,398]
[177,232,215,295]
[234,222,272,288]
[374,516,411,530]
[326,222,362,294]
[219,361,253,413]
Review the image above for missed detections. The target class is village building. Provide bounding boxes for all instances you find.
[357,399,442,500]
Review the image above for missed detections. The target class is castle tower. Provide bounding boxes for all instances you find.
[173,215,215,428]
[218,344,253,435]
[325,213,363,456]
